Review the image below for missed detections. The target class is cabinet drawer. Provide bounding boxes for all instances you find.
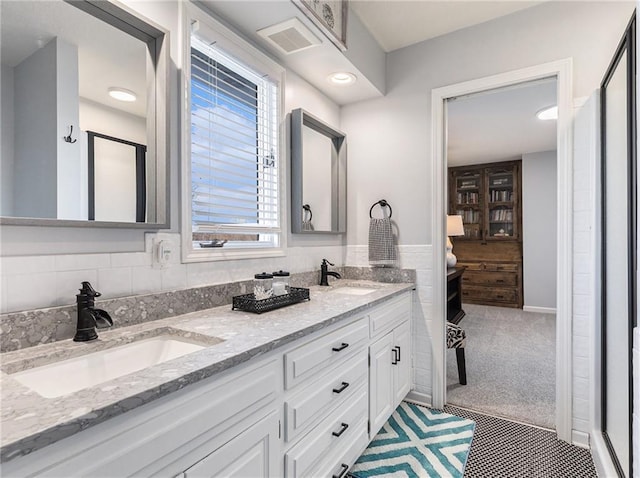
[462,285,517,303]
[463,271,517,287]
[284,317,368,390]
[484,262,518,272]
[285,350,367,442]
[369,292,411,339]
[285,386,368,478]
[459,261,518,272]
[313,424,369,478]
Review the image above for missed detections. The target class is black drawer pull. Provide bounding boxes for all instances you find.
[395,345,401,362]
[332,342,349,352]
[496,295,504,299]
[333,381,350,394]
[332,422,349,437]
[333,464,349,478]
[496,279,505,283]
[391,347,398,365]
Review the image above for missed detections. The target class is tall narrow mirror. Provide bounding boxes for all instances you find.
[290,108,346,233]
[600,13,635,478]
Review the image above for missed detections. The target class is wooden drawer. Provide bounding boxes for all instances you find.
[462,285,517,303]
[284,317,368,390]
[369,292,411,339]
[459,261,518,273]
[484,262,518,272]
[285,386,368,478]
[463,270,517,287]
[284,350,367,443]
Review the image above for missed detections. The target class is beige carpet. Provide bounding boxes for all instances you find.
[446,303,556,429]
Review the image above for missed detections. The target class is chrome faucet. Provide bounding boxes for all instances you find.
[320,259,342,286]
[73,281,113,342]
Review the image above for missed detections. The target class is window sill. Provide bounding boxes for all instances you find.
[182,246,285,263]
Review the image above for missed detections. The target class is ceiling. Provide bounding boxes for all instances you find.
[447,78,557,166]
[1,1,147,118]
[350,0,543,52]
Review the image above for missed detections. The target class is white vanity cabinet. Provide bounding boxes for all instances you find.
[282,316,370,477]
[369,295,412,436]
[2,288,414,478]
[2,359,282,478]
[179,411,279,478]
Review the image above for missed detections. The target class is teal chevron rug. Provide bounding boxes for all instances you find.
[350,402,475,477]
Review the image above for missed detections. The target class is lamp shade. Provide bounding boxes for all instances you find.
[447,215,464,237]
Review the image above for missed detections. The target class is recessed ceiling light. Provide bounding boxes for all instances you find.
[328,72,357,85]
[536,105,557,120]
[108,87,137,102]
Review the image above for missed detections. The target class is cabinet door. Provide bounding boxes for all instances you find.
[183,412,279,478]
[369,332,394,436]
[392,320,411,407]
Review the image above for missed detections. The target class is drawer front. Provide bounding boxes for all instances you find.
[284,317,368,390]
[463,271,517,287]
[459,262,518,273]
[285,350,367,442]
[285,386,368,478]
[462,285,517,303]
[312,422,369,478]
[484,262,518,272]
[369,292,411,339]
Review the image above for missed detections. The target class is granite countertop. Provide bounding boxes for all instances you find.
[0,280,413,463]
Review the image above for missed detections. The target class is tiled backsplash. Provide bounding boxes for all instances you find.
[0,267,415,353]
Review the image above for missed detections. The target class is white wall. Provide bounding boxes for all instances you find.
[13,39,59,219]
[79,98,146,144]
[1,65,14,216]
[341,1,635,436]
[522,151,557,311]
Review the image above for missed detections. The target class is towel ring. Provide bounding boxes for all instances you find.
[302,204,313,221]
[369,199,392,219]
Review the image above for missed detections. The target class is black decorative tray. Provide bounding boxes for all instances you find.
[232,287,310,314]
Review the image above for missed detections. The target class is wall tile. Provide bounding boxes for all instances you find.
[573,377,589,400]
[573,335,590,359]
[574,356,589,378]
[98,268,133,299]
[5,272,59,312]
[0,256,57,275]
[161,264,188,291]
[55,270,99,306]
[573,397,589,421]
[131,267,163,295]
[54,254,111,272]
[110,252,151,268]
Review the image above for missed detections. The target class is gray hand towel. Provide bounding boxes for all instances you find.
[369,217,397,266]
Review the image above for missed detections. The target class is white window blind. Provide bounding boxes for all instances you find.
[189,35,280,249]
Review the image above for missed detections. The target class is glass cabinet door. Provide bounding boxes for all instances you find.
[454,172,482,240]
[485,166,518,240]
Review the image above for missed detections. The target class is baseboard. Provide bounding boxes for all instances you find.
[590,429,619,478]
[523,305,557,314]
[405,390,432,407]
[571,430,590,449]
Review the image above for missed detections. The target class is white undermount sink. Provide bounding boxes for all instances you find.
[10,335,218,398]
[331,286,378,295]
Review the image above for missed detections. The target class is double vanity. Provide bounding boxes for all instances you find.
[1,280,414,477]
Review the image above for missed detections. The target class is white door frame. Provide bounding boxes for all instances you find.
[430,58,574,442]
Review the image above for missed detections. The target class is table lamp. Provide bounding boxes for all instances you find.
[446,215,465,268]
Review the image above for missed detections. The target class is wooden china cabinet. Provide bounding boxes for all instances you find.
[448,160,523,308]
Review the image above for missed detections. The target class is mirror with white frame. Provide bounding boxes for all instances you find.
[0,0,169,227]
[290,108,346,234]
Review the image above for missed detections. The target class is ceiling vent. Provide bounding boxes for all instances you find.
[257,18,321,55]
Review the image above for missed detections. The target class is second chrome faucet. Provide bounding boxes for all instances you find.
[319,259,341,286]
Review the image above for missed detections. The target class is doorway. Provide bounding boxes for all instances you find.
[443,79,558,429]
[430,59,574,442]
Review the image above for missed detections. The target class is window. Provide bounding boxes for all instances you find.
[185,26,281,260]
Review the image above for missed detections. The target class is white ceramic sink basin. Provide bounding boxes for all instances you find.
[10,335,214,398]
[331,286,378,295]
